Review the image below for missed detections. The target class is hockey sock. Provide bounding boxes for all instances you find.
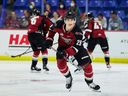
[42,58,48,68]
[57,59,69,75]
[64,71,72,89]
[64,71,71,78]
[31,60,38,68]
[104,56,110,65]
[31,59,41,71]
[85,78,93,85]
[83,64,93,85]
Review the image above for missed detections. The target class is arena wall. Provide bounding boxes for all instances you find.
[0,29,128,63]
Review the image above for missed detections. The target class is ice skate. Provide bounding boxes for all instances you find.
[31,60,41,72]
[85,79,100,92]
[66,76,73,91]
[42,58,49,71]
[88,82,101,92]
[43,66,49,71]
[106,64,111,69]
[31,67,41,72]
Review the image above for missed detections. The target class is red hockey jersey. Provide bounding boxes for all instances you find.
[85,19,106,38]
[47,20,83,56]
[28,15,52,37]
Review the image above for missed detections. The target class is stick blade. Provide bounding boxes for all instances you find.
[11,55,21,58]
[11,55,17,58]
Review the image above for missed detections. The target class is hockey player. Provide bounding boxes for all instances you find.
[84,12,111,68]
[45,10,100,91]
[27,2,53,71]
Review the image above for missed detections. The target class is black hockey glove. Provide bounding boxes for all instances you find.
[83,36,89,43]
[56,50,67,59]
[83,38,88,43]
[45,40,53,48]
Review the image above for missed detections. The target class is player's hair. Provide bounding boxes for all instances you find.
[87,12,94,18]
[64,10,76,22]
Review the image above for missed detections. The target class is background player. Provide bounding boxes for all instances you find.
[27,2,53,72]
[84,12,111,68]
[45,10,100,91]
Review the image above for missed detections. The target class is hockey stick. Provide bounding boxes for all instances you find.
[51,47,83,71]
[11,46,32,58]
[50,47,74,63]
[11,50,33,58]
[11,42,58,58]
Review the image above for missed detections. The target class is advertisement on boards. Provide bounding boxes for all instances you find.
[0,30,128,58]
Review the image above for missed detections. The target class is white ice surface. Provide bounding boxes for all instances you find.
[0,61,128,96]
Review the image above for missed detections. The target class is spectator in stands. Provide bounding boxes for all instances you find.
[68,0,80,16]
[57,2,66,18]
[95,13,107,30]
[20,10,30,29]
[44,3,52,18]
[108,11,123,30]
[5,10,20,29]
[7,0,15,10]
[68,0,81,26]
[50,11,61,23]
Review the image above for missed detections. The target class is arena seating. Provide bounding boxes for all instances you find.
[13,0,128,18]
[64,0,72,8]
[13,0,28,9]
[12,0,128,29]
[47,0,59,11]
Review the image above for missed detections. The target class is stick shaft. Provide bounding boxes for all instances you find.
[11,42,58,58]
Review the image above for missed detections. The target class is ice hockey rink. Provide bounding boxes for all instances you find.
[0,61,128,96]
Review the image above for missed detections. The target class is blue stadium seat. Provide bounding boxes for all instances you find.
[117,10,125,19]
[46,0,59,11]
[29,0,41,8]
[64,0,72,8]
[47,0,58,7]
[103,0,117,8]
[15,10,24,17]
[89,0,103,8]
[76,0,86,7]
[79,7,85,13]
[0,19,3,28]
[123,20,128,30]
[119,0,128,7]
[103,11,110,18]
[14,0,28,9]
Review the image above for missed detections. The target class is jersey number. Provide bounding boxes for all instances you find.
[76,40,82,46]
[30,16,39,25]
[94,22,103,30]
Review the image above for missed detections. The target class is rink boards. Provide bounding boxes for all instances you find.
[0,30,128,63]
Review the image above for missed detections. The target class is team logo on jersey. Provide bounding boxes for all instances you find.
[75,32,83,35]
[61,36,72,45]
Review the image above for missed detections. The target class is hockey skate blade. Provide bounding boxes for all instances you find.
[89,86,101,93]
[67,87,72,92]
[30,70,41,73]
[92,89,101,93]
[66,83,73,92]
[106,64,112,70]
[43,70,49,74]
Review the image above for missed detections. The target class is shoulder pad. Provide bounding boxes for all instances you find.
[73,25,83,34]
[54,20,64,28]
